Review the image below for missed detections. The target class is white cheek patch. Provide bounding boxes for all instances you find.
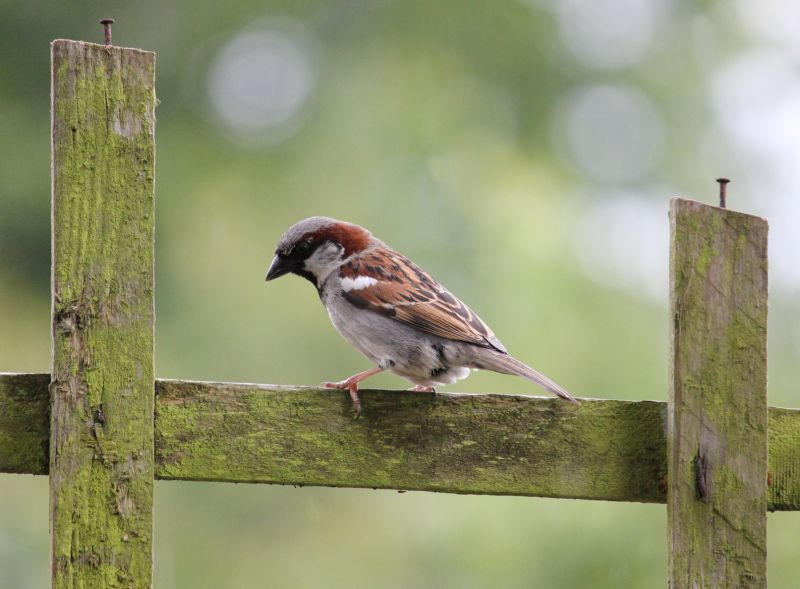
[304,242,344,280]
[341,275,379,291]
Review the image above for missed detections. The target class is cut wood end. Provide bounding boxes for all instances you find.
[669,196,768,226]
[50,38,155,57]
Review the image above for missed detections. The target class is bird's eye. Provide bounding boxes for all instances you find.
[296,239,313,255]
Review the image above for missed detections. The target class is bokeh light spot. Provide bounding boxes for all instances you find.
[736,0,800,56]
[207,20,315,147]
[573,193,668,303]
[555,84,663,184]
[553,0,663,70]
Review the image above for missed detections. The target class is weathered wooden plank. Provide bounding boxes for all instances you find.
[50,40,156,589]
[3,373,798,509]
[767,407,800,512]
[668,198,768,588]
[0,373,50,475]
[153,380,666,501]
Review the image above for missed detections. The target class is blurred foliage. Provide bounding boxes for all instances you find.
[1,1,798,587]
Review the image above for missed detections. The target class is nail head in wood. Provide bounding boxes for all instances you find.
[100,18,114,45]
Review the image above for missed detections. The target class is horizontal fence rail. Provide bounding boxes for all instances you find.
[2,372,798,509]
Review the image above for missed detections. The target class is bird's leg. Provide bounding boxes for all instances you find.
[321,366,385,414]
[321,366,385,390]
[408,385,436,393]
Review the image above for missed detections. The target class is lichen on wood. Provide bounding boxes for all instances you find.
[768,407,800,512]
[154,380,668,502]
[50,39,156,589]
[2,373,799,509]
[668,198,769,588]
[0,373,49,475]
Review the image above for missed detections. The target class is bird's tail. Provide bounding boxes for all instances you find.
[478,350,580,404]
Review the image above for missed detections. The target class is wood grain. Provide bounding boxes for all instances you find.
[668,197,768,588]
[50,40,156,589]
[4,373,798,510]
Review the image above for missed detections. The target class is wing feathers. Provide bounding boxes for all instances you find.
[340,249,506,352]
[338,246,577,404]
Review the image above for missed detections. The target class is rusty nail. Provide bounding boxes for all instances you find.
[716,177,730,209]
[100,18,115,46]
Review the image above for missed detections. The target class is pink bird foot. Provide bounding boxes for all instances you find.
[321,366,384,415]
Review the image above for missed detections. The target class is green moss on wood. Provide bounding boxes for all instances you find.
[2,374,799,508]
[153,381,669,501]
[50,40,155,589]
[0,373,50,474]
[768,407,800,511]
[668,198,769,588]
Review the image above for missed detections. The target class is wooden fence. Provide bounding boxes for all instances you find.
[0,37,798,588]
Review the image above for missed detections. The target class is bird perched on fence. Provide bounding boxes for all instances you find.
[265,216,579,413]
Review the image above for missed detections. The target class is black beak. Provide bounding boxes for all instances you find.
[265,254,293,281]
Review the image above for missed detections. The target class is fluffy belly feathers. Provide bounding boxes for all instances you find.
[326,293,473,387]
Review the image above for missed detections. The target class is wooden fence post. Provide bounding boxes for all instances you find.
[668,198,768,588]
[50,40,156,588]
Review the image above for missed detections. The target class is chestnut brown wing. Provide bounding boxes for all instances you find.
[340,250,507,353]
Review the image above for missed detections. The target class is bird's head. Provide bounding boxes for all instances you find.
[265,216,373,287]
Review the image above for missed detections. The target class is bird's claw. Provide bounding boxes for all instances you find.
[320,380,362,416]
[408,385,436,393]
[349,390,362,416]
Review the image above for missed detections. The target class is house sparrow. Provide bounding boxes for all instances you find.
[266,216,579,413]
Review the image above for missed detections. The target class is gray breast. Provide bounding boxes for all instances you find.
[323,287,475,386]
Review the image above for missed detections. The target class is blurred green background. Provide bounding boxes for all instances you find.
[2,1,799,587]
